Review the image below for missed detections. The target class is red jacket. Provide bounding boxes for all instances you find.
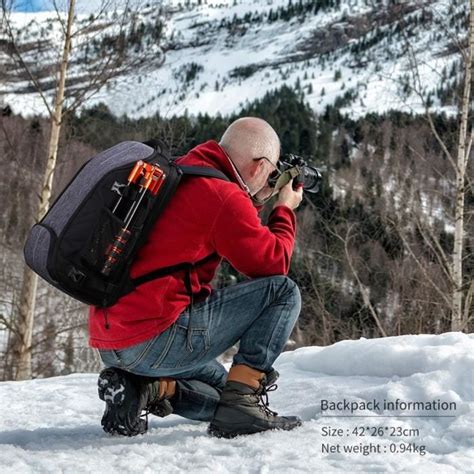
[89,140,296,349]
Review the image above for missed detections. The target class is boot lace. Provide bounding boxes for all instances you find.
[257,383,278,417]
[140,383,174,429]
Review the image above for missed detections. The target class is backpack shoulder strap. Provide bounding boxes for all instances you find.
[143,139,230,182]
[125,167,228,294]
[178,165,230,182]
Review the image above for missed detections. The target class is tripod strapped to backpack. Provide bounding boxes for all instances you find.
[101,160,166,277]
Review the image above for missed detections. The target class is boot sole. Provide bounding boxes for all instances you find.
[207,419,302,439]
[98,368,146,437]
[98,368,126,405]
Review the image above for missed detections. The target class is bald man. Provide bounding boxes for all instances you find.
[95,117,303,438]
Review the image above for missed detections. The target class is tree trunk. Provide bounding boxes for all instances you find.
[451,0,473,332]
[14,0,76,380]
[14,266,39,379]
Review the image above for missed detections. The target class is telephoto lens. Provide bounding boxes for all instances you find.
[297,162,322,193]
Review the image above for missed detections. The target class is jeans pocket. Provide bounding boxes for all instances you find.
[149,323,178,369]
[151,323,210,369]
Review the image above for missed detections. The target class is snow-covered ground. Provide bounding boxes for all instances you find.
[1,332,473,472]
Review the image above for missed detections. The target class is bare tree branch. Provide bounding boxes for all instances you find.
[413,213,453,285]
[1,1,54,117]
[389,217,452,307]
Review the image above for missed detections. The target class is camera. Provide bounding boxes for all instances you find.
[268,154,322,193]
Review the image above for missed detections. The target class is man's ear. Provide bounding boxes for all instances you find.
[249,159,263,178]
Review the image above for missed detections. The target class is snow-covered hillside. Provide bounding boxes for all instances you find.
[1,0,468,119]
[1,333,473,472]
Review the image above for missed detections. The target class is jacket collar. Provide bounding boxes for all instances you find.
[177,140,251,195]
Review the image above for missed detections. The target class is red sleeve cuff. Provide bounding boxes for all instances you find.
[271,204,295,218]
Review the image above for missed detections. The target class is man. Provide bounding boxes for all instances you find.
[91,117,303,438]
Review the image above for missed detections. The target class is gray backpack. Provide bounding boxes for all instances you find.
[24,140,228,307]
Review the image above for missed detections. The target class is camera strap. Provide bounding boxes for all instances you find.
[272,166,301,192]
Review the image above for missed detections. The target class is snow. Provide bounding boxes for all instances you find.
[2,0,467,119]
[1,332,473,472]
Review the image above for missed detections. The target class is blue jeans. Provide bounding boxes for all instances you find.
[99,276,301,421]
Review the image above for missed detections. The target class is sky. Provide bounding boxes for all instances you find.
[10,0,231,12]
[11,0,153,12]
[12,0,49,11]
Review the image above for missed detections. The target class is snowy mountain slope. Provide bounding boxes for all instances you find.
[1,333,473,472]
[1,0,468,119]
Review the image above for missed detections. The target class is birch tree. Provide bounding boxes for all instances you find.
[8,0,76,380]
[397,1,473,332]
[451,0,473,331]
[1,0,165,379]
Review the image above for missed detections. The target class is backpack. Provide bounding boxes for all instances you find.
[23,140,229,308]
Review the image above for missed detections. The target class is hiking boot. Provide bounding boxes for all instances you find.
[207,364,302,438]
[98,367,176,436]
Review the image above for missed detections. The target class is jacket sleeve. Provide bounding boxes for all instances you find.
[210,189,296,277]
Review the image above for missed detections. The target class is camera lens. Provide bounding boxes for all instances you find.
[300,166,322,193]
